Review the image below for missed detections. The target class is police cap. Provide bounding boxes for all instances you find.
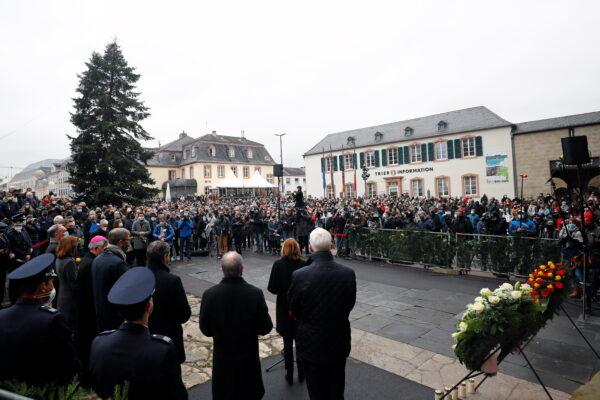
[108,267,155,305]
[11,213,25,223]
[8,253,56,280]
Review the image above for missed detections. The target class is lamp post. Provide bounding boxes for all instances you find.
[275,133,286,220]
[361,166,370,197]
[519,172,528,205]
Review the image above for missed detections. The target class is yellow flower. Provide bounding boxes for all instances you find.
[534,283,540,288]
[75,257,81,264]
[537,271,545,277]
[540,265,547,271]
[554,275,562,281]
[547,272,553,278]
[548,261,555,268]
[549,264,556,270]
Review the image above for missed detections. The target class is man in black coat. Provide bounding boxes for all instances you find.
[76,236,107,387]
[200,251,273,400]
[92,228,131,332]
[146,240,191,364]
[89,267,187,400]
[0,254,80,385]
[288,227,356,400]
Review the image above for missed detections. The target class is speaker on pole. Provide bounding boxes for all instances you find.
[273,164,284,177]
[561,136,590,165]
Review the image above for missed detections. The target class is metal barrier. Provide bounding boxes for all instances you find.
[347,228,560,276]
[0,389,33,400]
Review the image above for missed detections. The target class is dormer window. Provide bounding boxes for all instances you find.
[191,146,197,157]
[347,136,356,146]
[404,127,413,137]
[208,145,216,157]
[374,131,383,142]
[228,147,235,158]
[170,153,176,162]
[247,149,253,159]
[184,149,190,159]
[438,121,447,132]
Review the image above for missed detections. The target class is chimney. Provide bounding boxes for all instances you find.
[241,130,245,139]
[211,130,217,135]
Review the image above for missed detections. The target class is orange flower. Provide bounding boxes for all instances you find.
[534,283,540,288]
[547,272,553,278]
[540,265,547,270]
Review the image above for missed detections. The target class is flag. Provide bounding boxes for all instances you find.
[321,147,326,194]
[341,145,346,195]
[329,145,335,197]
[353,144,357,195]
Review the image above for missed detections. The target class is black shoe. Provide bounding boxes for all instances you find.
[286,370,294,385]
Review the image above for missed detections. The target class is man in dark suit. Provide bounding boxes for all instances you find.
[288,227,357,400]
[146,240,191,363]
[0,254,80,385]
[200,251,273,400]
[92,228,131,332]
[89,267,187,400]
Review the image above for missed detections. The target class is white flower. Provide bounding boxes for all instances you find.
[474,296,484,304]
[451,332,462,341]
[459,321,468,332]
[511,290,522,300]
[494,288,507,298]
[472,302,485,313]
[488,296,501,305]
[521,284,532,292]
[499,283,514,291]
[466,303,475,311]
[480,288,493,297]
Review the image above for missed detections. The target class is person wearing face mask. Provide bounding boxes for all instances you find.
[0,254,80,385]
[91,228,132,332]
[6,214,33,274]
[89,267,187,400]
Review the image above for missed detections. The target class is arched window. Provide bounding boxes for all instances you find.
[404,127,413,137]
[437,120,447,132]
[374,131,383,142]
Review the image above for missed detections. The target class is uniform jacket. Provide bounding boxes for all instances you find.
[199,277,273,400]
[92,245,129,332]
[7,228,32,261]
[147,261,191,364]
[267,257,306,337]
[0,299,79,385]
[90,322,187,400]
[288,251,356,365]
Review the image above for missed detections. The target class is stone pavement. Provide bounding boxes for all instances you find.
[174,253,600,399]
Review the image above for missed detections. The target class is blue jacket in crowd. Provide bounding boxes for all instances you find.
[508,218,537,236]
[177,219,194,239]
[153,223,175,243]
[467,212,480,233]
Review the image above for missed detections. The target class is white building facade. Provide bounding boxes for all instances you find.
[304,107,515,199]
[282,167,306,194]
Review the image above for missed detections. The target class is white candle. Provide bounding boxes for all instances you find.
[435,389,443,400]
[458,382,467,398]
[467,378,476,394]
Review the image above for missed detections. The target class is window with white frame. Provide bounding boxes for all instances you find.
[462,137,476,157]
[388,148,398,165]
[463,175,478,196]
[344,154,353,170]
[217,165,225,178]
[286,177,291,184]
[205,187,212,195]
[243,166,250,178]
[191,147,197,157]
[345,183,354,197]
[168,170,177,180]
[228,147,235,158]
[189,166,194,178]
[170,153,176,162]
[367,183,377,196]
[388,182,399,196]
[410,145,422,163]
[294,178,299,183]
[266,174,274,184]
[325,157,333,172]
[434,142,447,160]
[181,168,185,178]
[231,166,238,176]
[411,179,424,197]
[365,151,375,167]
[208,146,216,157]
[247,149,253,159]
[204,165,211,178]
[436,177,450,196]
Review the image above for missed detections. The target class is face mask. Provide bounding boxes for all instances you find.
[151,217,156,221]
[117,223,123,228]
[567,224,577,231]
[471,210,475,214]
[36,287,56,306]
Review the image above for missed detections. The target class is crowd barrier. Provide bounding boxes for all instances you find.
[347,228,561,277]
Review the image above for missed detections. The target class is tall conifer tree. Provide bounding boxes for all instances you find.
[68,41,158,205]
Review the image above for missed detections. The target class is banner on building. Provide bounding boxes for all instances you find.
[486,154,509,183]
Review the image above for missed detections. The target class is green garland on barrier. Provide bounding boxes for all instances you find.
[348,228,560,275]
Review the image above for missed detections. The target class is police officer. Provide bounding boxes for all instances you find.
[89,267,188,400]
[0,253,80,385]
[6,213,32,273]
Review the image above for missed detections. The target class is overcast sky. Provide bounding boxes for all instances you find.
[1,0,599,180]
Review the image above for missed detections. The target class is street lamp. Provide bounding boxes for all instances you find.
[274,133,286,220]
[519,172,528,204]
[361,166,370,197]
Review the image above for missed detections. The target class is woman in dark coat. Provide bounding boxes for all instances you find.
[267,238,306,384]
[55,236,79,328]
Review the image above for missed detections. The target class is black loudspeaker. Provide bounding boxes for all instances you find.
[273,164,284,177]
[561,136,590,165]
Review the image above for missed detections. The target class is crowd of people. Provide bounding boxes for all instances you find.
[0,185,599,398]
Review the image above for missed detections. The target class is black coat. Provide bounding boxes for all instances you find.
[288,251,356,365]
[148,261,192,364]
[267,257,306,337]
[199,277,273,400]
[92,246,129,332]
[89,322,187,400]
[76,252,97,368]
[0,299,80,385]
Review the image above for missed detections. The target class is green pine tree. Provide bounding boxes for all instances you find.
[67,41,158,205]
